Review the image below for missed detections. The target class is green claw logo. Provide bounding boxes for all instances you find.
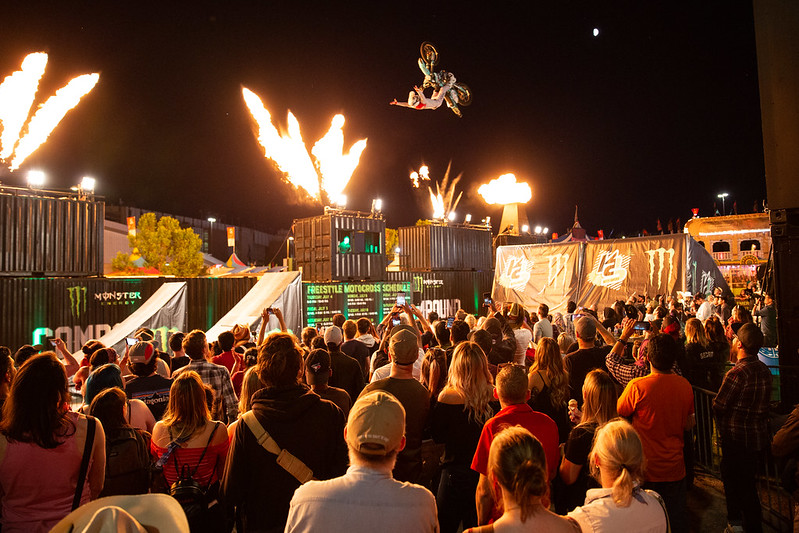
[67,286,87,318]
[413,276,423,292]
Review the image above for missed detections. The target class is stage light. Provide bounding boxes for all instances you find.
[80,176,96,192]
[543,227,549,234]
[534,225,542,234]
[373,198,382,211]
[448,211,456,221]
[465,213,472,223]
[394,246,401,254]
[521,224,529,233]
[27,170,45,188]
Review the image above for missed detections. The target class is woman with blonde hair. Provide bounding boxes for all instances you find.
[227,367,264,438]
[568,419,668,532]
[464,426,577,533]
[431,341,496,533]
[150,371,228,531]
[559,369,618,512]
[528,337,571,442]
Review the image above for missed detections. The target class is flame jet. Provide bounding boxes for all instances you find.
[242,88,321,201]
[0,52,99,170]
[312,115,367,205]
[0,53,48,160]
[478,173,532,205]
[243,87,367,205]
[10,73,99,170]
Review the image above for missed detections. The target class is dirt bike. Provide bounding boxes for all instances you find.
[417,41,472,117]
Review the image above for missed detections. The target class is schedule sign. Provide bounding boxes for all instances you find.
[304,281,411,328]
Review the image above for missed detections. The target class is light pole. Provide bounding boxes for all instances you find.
[717,193,729,216]
[286,236,294,270]
[207,217,216,255]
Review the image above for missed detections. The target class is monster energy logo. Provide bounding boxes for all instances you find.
[67,286,88,318]
[413,276,423,292]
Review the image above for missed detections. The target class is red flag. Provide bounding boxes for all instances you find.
[691,208,699,218]
[656,219,663,232]
[597,229,604,239]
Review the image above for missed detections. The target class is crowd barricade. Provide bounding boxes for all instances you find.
[692,375,795,532]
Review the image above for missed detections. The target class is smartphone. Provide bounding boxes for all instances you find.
[45,336,56,347]
[391,318,401,327]
[633,321,651,332]
[396,293,406,306]
[446,317,455,328]
[572,314,584,321]
[125,337,138,346]
[625,304,638,320]
[483,292,493,307]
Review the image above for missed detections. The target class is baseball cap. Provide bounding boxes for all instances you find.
[736,322,764,354]
[305,349,331,374]
[129,341,157,365]
[575,316,597,340]
[389,329,418,365]
[345,391,405,456]
[323,326,343,346]
[134,327,159,348]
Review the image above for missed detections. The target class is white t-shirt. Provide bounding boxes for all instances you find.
[370,349,424,382]
[512,328,532,365]
[533,318,553,343]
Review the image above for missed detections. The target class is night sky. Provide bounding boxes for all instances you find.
[0,2,766,238]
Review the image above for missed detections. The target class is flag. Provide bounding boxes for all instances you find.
[597,229,604,239]
[126,216,136,236]
[643,228,650,236]
[656,219,663,233]
[691,208,699,218]
[667,219,674,233]
[227,226,235,248]
[733,201,738,215]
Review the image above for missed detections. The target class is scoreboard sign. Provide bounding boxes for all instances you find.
[304,281,411,328]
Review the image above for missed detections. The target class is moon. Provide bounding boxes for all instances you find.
[593,28,600,37]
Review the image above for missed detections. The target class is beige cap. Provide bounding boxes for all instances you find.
[346,391,405,455]
[389,328,418,364]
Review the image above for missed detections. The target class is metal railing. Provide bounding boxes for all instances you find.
[692,383,794,532]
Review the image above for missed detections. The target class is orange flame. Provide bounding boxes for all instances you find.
[478,173,532,205]
[0,53,47,160]
[10,73,99,170]
[0,52,99,170]
[243,87,367,205]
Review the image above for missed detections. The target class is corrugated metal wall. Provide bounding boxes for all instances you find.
[0,277,256,353]
[386,270,494,315]
[294,212,386,282]
[0,192,103,276]
[398,225,493,271]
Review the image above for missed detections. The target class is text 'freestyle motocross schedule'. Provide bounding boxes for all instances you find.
[304,281,411,328]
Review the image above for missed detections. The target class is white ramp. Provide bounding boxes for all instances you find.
[206,271,302,342]
[76,282,187,359]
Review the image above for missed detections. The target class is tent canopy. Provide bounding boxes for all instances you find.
[205,271,302,342]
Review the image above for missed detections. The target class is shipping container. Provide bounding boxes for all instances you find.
[0,188,104,276]
[294,211,386,282]
[386,270,494,316]
[398,224,492,271]
[0,276,256,354]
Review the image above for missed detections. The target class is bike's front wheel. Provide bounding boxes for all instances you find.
[420,42,439,68]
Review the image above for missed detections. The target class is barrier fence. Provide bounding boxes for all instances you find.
[692,364,797,533]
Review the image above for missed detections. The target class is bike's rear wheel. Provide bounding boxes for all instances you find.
[420,42,439,67]
[455,84,472,106]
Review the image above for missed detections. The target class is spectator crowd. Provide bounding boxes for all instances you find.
[0,289,783,532]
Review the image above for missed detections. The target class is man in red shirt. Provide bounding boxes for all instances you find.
[211,331,236,372]
[617,333,694,533]
[471,364,559,525]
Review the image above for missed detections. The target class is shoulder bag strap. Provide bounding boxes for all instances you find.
[644,489,672,533]
[240,411,315,484]
[72,416,96,511]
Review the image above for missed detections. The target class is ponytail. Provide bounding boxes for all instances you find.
[513,459,547,522]
[611,464,635,507]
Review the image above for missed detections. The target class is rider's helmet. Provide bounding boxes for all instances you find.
[408,91,420,106]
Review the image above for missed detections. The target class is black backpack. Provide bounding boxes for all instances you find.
[101,427,152,497]
[168,423,224,531]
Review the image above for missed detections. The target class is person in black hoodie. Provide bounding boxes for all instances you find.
[221,332,348,533]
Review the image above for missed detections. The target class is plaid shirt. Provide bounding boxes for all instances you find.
[173,359,239,425]
[713,356,772,451]
[606,344,683,388]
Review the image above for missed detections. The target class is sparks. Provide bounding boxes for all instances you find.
[478,173,533,205]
